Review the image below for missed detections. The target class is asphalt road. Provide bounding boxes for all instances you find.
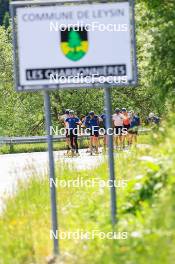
[0,149,105,212]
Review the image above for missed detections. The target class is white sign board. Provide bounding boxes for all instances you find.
[11,1,137,91]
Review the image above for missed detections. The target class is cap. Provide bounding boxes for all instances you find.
[89,111,94,115]
[115,108,120,113]
[129,110,134,114]
[149,112,154,118]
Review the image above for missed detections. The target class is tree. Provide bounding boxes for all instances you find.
[1,1,175,136]
[0,0,9,25]
[0,26,44,136]
[3,11,10,28]
[68,30,81,53]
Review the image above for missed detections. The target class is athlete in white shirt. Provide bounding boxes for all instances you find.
[112,108,124,149]
[61,109,71,153]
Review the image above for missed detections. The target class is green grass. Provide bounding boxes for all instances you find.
[0,125,175,263]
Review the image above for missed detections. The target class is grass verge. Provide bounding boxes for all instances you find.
[0,125,174,263]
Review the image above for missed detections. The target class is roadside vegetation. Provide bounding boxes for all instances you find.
[0,1,175,137]
[0,116,174,264]
[0,0,175,263]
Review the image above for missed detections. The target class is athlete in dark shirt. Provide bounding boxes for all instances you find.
[128,111,140,145]
[85,111,100,154]
[65,110,81,154]
[100,113,107,150]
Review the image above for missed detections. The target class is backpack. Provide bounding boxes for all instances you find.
[123,114,130,125]
[132,116,140,127]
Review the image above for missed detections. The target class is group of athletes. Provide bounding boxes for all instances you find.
[61,108,141,156]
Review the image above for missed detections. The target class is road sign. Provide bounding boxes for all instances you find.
[11,0,137,91]
[10,0,137,257]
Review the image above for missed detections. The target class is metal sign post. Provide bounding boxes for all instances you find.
[104,86,117,227]
[10,0,137,252]
[44,91,59,255]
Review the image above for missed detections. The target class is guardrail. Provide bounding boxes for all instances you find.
[0,134,92,145]
[0,135,66,145]
[0,134,90,152]
[0,128,151,150]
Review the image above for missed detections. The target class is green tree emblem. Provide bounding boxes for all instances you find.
[66,29,86,61]
[68,30,81,54]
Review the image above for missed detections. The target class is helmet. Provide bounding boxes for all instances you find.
[115,108,120,113]
[89,111,94,116]
[65,109,70,115]
[149,112,154,118]
[129,110,134,117]
[129,110,134,114]
[69,110,74,115]
[122,108,127,112]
